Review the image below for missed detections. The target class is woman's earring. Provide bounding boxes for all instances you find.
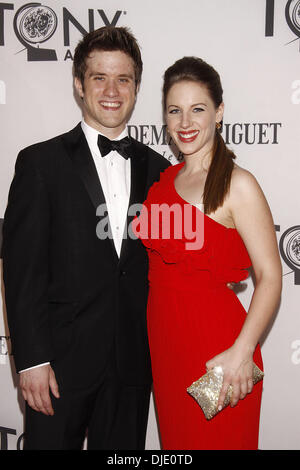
[216,122,221,130]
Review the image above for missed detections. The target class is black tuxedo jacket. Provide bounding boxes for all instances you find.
[2,123,170,388]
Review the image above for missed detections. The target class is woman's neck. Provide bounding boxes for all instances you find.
[182,147,213,175]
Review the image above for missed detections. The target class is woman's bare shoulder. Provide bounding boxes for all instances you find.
[230,164,263,199]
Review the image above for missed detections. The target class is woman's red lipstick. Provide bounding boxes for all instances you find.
[177,130,199,143]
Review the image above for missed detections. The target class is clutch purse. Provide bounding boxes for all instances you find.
[187,364,264,420]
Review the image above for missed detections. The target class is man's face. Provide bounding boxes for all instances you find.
[75,49,138,139]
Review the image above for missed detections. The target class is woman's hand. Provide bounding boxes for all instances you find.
[205,343,254,411]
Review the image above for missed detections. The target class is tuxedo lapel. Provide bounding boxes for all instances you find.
[119,138,148,264]
[62,124,119,262]
[63,124,104,210]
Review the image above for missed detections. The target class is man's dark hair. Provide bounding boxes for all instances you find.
[73,26,143,88]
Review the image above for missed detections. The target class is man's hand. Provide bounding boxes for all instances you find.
[20,364,60,415]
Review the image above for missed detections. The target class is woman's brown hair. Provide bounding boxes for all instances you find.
[163,56,236,214]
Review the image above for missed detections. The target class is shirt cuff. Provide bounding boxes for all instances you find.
[19,362,50,373]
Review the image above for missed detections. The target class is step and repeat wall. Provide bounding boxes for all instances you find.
[0,0,300,450]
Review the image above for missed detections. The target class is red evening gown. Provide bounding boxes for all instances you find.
[133,162,263,450]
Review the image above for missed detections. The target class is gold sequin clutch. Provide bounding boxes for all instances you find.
[187,364,264,420]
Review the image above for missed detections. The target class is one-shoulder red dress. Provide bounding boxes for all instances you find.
[133,162,263,450]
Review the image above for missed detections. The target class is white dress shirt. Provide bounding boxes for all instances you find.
[20,120,131,373]
[81,120,131,256]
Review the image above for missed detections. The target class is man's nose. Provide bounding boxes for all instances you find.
[104,79,119,97]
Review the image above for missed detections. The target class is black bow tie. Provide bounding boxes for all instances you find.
[98,134,131,160]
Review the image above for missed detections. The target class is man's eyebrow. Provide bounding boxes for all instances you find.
[117,73,135,79]
[87,72,134,79]
[88,71,105,77]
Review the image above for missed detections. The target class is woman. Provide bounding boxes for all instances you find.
[134,57,282,449]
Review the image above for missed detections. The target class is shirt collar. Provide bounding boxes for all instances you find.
[81,120,128,157]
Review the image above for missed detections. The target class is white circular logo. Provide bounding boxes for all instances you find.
[18,4,57,45]
[286,0,300,39]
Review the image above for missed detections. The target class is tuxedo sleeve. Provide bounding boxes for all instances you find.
[2,149,54,372]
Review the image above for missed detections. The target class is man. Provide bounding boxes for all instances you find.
[2,26,170,450]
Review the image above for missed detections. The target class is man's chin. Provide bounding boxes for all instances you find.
[97,117,127,131]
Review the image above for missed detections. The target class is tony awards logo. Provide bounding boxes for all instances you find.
[14,3,58,61]
[265,0,300,50]
[280,225,300,285]
[285,0,300,44]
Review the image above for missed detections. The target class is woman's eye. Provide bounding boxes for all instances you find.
[193,107,204,112]
[169,109,180,114]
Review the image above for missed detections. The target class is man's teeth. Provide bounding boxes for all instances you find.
[179,131,198,138]
[101,102,121,108]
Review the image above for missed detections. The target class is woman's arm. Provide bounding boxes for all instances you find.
[206,168,282,410]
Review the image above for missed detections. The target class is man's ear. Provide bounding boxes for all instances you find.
[74,77,84,99]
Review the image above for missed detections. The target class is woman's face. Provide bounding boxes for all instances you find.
[165,80,223,159]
